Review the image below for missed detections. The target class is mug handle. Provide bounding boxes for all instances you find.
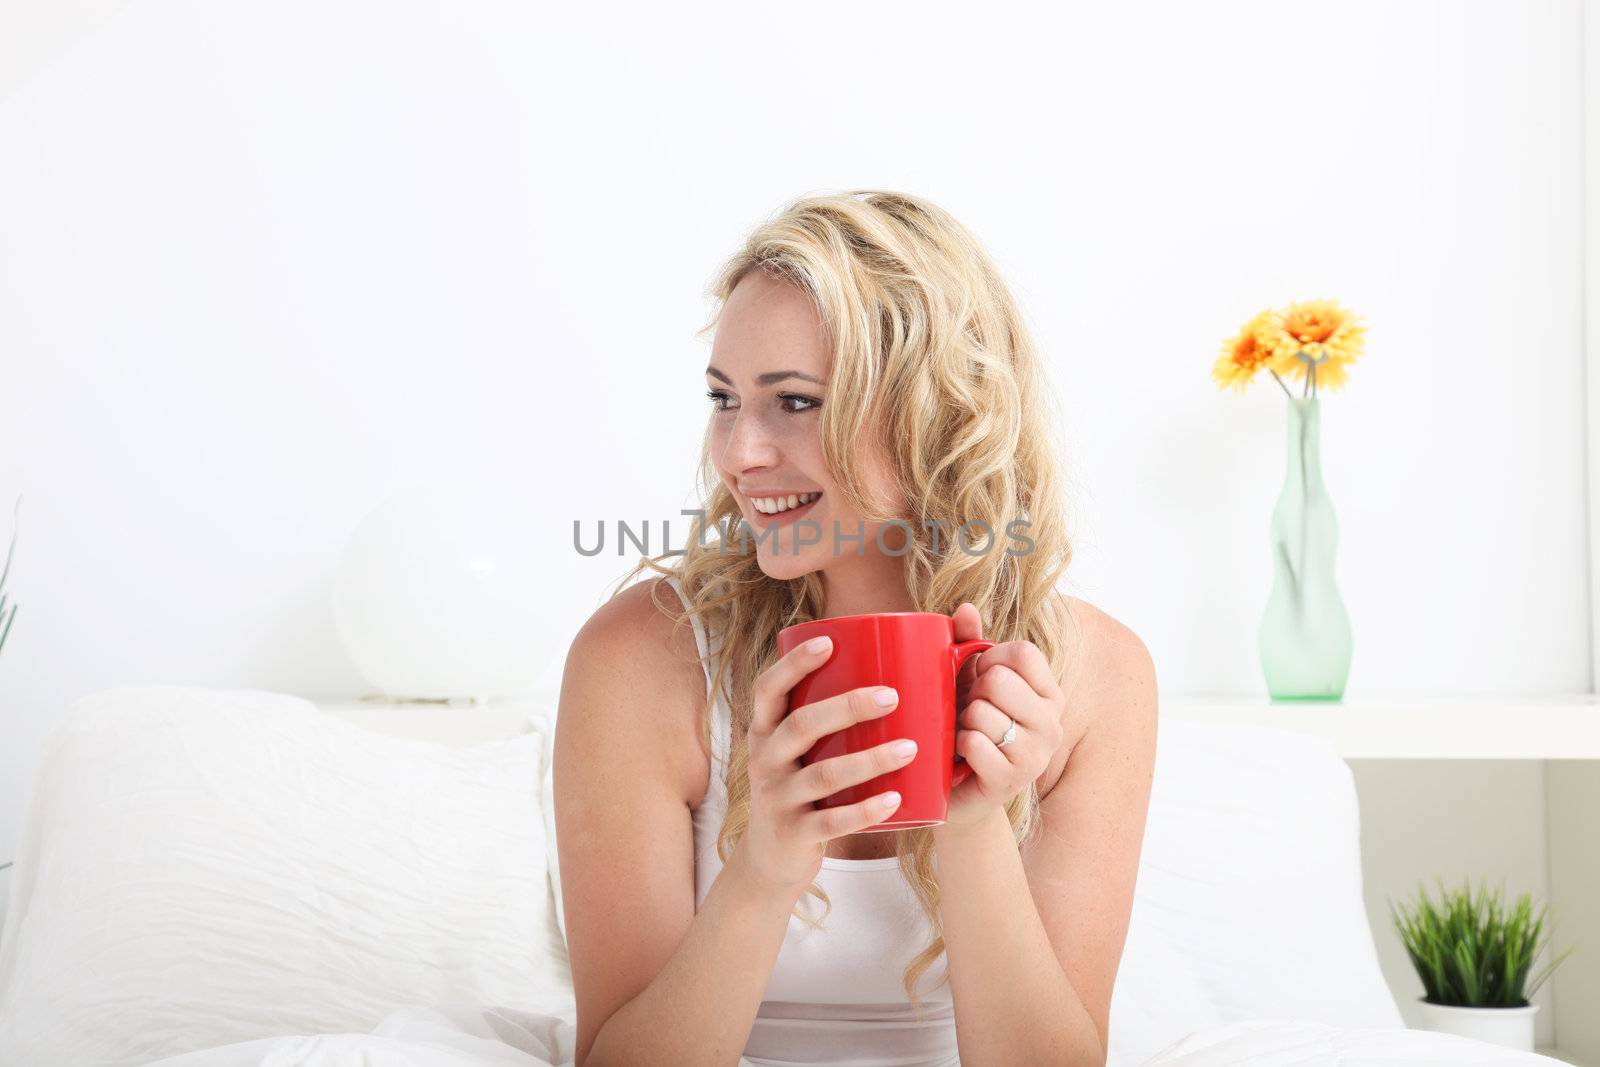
[948,639,995,788]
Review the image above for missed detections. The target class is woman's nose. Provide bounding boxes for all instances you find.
[719,410,780,472]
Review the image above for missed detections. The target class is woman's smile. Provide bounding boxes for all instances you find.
[745,490,823,526]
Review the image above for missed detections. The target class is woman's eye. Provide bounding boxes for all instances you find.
[779,393,821,414]
[705,389,818,414]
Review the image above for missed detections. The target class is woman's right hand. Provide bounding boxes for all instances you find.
[733,635,917,896]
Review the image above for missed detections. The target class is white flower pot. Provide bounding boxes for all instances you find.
[1414,997,1538,1051]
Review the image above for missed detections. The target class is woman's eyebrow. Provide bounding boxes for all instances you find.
[705,366,825,387]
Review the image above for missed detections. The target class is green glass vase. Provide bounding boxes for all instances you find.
[1259,396,1353,701]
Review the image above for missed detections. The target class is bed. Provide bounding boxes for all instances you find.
[0,685,1566,1066]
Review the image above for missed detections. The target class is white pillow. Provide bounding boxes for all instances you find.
[527,699,571,977]
[1106,902,1226,1067]
[540,716,567,947]
[0,685,569,1067]
[1122,717,1402,1029]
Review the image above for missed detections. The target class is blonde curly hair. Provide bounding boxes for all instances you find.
[615,189,1081,1013]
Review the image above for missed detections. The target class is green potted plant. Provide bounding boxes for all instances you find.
[1389,877,1575,1051]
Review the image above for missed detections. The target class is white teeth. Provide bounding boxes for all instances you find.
[752,492,819,514]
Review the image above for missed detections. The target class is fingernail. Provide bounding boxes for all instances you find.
[881,791,901,808]
[805,636,831,653]
[892,739,917,759]
[873,687,898,706]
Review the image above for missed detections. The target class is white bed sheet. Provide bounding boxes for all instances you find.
[141,1005,1568,1067]
[143,1002,578,1067]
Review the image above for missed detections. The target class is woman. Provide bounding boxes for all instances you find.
[554,190,1157,1067]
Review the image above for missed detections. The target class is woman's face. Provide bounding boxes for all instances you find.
[705,270,903,580]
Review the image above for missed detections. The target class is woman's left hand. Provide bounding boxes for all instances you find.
[941,602,1071,831]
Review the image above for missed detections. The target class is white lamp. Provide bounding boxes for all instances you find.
[333,479,549,702]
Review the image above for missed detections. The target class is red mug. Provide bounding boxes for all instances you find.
[775,612,993,831]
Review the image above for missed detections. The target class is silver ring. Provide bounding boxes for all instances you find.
[996,716,1017,748]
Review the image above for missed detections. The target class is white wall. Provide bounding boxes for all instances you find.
[0,0,1587,869]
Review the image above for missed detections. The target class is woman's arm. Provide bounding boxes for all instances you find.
[932,808,1106,1066]
[932,606,1158,1067]
[557,580,804,1067]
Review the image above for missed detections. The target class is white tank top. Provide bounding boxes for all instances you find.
[664,576,961,1067]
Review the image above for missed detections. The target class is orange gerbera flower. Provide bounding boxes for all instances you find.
[1265,299,1366,393]
[1211,310,1279,394]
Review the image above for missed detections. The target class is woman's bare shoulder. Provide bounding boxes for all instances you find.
[561,576,713,806]
[1055,591,1152,701]
[575,576,690,643]
[1035,591,1154,800]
